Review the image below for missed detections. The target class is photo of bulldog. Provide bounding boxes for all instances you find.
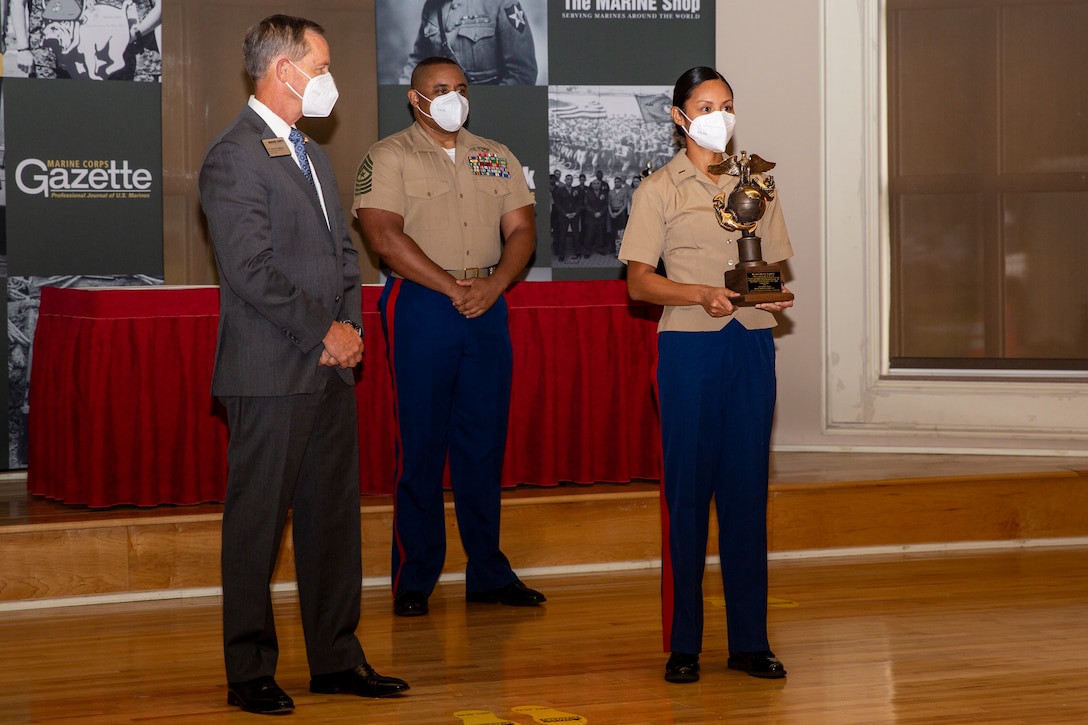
[2,0,161,81]
[40,0,134,79]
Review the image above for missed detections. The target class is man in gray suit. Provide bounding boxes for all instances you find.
[198,14,408,715]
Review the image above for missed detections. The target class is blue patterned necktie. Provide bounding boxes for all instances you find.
[288,128,315,189]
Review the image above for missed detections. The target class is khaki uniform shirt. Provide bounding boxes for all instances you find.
[619,150,793,333]
[353,122,534,272]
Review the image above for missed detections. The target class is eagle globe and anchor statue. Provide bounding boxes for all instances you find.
[710,150,794,306]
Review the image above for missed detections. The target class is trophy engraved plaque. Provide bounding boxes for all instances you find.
[710,150,794,306]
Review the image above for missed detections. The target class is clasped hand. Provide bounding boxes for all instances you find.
[451,276,501,319]
[319,321,364,368]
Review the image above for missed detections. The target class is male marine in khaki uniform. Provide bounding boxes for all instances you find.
[354,56,545,617]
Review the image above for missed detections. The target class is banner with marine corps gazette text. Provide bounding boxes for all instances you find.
[2,73,164,467]
[4,78,162,276]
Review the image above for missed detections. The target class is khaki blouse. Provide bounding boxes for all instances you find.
[619,149,793,333]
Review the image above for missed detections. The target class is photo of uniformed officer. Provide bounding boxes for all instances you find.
[376,0,548,86]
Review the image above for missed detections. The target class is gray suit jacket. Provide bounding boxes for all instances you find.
[199,105,362,397]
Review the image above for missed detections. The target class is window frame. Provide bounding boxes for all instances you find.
[822,0,1088,445]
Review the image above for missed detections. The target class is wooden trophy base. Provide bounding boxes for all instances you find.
[725,262,794,307]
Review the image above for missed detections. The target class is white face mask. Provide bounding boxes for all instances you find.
[679,109,736,154]
[286,61,339,118]
[416,90,470,132]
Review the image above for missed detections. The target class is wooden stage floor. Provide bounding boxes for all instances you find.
[3,451,1088,608]
[2,451,1088,721]
[5,450,1088,528]
[1,547,1087,723]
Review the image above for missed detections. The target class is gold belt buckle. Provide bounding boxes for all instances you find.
[464,267,481,279]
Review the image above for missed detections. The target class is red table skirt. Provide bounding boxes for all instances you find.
[27,281,663,507]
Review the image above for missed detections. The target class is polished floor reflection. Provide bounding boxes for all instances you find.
[2,547,1086,723]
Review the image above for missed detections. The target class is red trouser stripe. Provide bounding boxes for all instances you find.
[385,279,407,594]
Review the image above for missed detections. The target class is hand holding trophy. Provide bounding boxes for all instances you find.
[710,150,794,306]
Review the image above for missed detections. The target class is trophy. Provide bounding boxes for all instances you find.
[709,151,794,306]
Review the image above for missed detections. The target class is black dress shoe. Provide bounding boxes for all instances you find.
[309,663,410,698]
[466,580,546,606]
[226,675,294,714]
[727,650,787,679]
[664,652,700,683]
[394,590,429,617]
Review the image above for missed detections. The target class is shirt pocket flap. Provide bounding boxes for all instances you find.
[458,18,497,43]
[405,178,451,200]
[473,176,511,225]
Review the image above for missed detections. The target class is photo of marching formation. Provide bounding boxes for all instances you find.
[547,84,675,269]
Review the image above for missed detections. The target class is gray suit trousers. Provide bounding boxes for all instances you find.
[219,368,365,682]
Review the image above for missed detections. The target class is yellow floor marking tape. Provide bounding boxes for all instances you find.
[453,710,521,725]
[511,705,589,724]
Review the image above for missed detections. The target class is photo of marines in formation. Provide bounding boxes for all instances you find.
[549,169,638,265]
[548,88,673,268]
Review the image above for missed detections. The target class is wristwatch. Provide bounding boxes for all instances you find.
[338,319,363,337]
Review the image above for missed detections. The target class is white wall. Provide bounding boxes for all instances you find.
[716,0,1088,455]
[715,0,825,449]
